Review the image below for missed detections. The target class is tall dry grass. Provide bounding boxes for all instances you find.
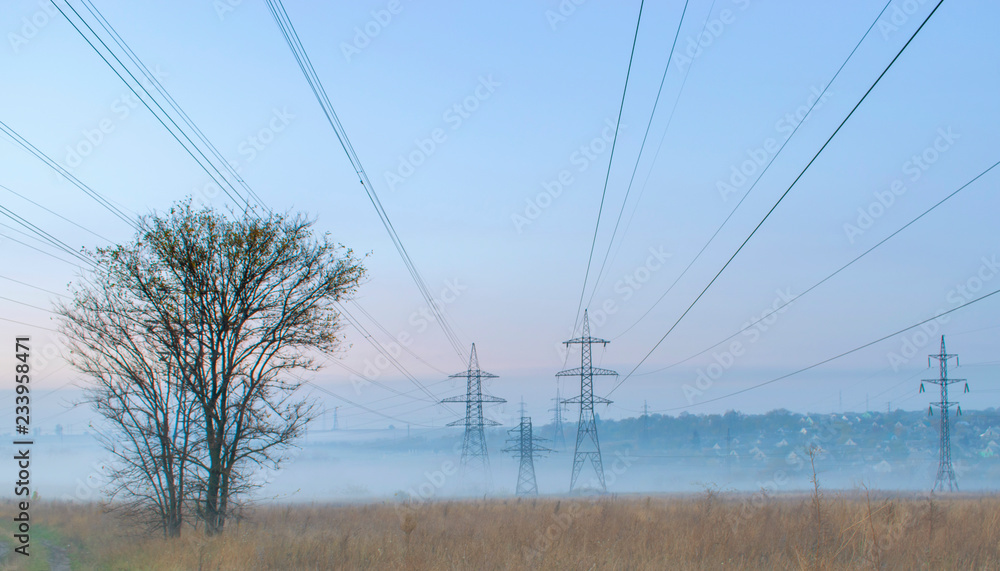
[4,492,999,570]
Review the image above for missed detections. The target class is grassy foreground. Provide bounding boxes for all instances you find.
[1,493,998,570]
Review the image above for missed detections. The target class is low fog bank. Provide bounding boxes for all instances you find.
[8,408,1000,503]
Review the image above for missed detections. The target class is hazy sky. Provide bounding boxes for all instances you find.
[1,0,999,432]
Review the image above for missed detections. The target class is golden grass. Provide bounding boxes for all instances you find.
[4,492,1000,570]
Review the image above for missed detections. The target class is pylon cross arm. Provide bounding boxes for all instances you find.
[448,371,498,379]
[563,336,610,345]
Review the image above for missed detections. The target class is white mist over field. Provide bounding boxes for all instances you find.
[15,421,997,505]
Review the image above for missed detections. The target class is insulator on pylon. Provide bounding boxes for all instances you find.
[928,406,933,416]
[965,383,969,393]
[958,405,962,416]
[919,383,925,393]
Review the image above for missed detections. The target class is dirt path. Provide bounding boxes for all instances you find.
[41,539,71,571]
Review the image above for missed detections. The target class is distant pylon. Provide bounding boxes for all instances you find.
[921,335,967,492]
[558,310,617,493]
[442,344,506,480]
[503,415,552,496]
[549,387,568,450]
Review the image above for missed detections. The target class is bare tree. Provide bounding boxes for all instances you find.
[59,201,365,536]
[58,259,199,538]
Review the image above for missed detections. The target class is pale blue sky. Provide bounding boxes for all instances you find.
[1,0,999,431]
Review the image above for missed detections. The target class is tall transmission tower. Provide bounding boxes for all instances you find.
[503,415,552,496]
[549,387,568,450]
[442,344,506,479]
[921,335,968,492]
[558,310,618,493]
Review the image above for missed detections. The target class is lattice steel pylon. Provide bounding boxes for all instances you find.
[442,344,506,480]
[549,387,568,450]
[503,415,552,496]
[558,310,618,493]
[921,335,968,493]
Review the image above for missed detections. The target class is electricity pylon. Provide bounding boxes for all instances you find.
[921,335,967,492]
[558,309,617,493]
[503,415,552,496]
[549,387,568,450]
[442,344,506,480]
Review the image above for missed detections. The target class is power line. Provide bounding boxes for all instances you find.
[320,352,436,404]
[50,1,451,411]
[607,0,943,395]
[0,274,69,298]
[0,120,138,229]
[631,156,1000,379]
[52,0,258,213]
[348,299,449,375]
[0,203,96,266]
[611,0,894,340]
[0,317,58,332]
[603,0,719,289]
[334,302,452,407]
[263,0,468,362]
[0,295,58,315]
[586,0,691,308]
[571,0,645,337]
[302,379,442,428]
[653,283,1000,412]
[0,229,86,268]
[76,0,269,212]
[0,182,112,243]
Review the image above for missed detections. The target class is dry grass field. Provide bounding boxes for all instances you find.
[1,492,999,570]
